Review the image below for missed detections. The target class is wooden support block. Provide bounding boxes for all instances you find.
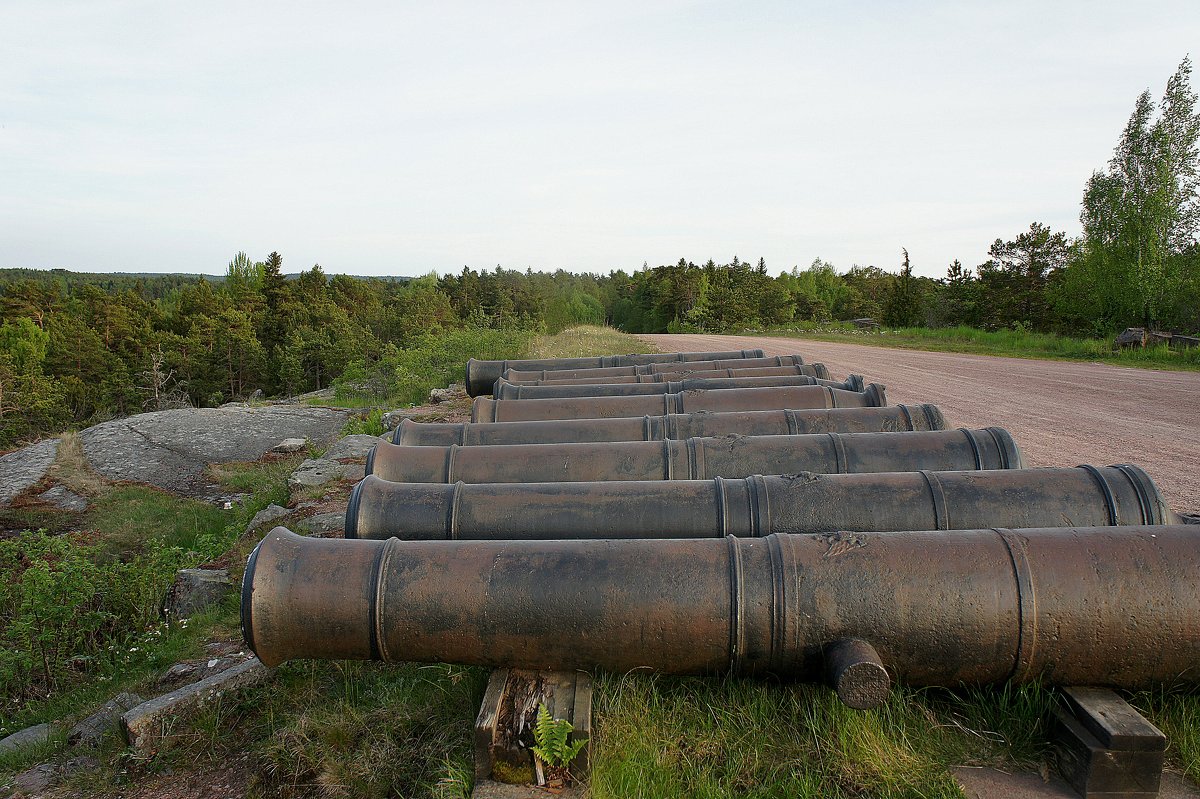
[473,668,593,786]
[1053,687,1165,799]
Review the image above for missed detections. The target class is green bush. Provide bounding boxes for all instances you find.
[0,532,189,706]
[334,327,531,406]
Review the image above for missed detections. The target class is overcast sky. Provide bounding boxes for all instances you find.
[2,1,1197,278]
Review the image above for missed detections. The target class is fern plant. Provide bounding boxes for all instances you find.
[531,702,586,775]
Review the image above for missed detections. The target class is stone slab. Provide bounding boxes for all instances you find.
[80,406,348,497]
[122,657,269,751]
[0,438,60,506]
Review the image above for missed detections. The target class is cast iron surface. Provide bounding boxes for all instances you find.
[367,428,1022,483]
[502,354,804,383]
[509,363,830,385]
[465,349,765,396]
[472,383,888,422]
[394,404,948,446]
[345,464,1175,541]
[243,525,1200,692]
[491,373,862,399]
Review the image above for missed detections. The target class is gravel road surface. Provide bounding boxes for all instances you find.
[641,333,1200,514]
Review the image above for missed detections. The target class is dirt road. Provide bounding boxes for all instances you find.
[641,333,1200,513]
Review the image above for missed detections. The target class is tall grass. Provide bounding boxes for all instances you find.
[529,325,657,359]
[591,675,1063,799]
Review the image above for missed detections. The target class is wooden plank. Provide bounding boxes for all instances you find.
[474,669,510,782]
[1062,687,1166,752]
[472,668,594,786]
[1053,707,1163,798]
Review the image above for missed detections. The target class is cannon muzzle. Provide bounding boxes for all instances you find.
[242,525,1200,702]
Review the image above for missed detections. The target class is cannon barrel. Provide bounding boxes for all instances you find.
[466,349,765,396]
[473,383,887,422]
[519,363,831,385]
[242,525,1200,700]
[366,428,1022,484]
[393,404,947,446]
[346,464,1174,541]
[493,373,862,400]
[502,354,805,382]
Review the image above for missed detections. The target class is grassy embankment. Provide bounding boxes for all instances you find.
[6,325,1197,797]
[749,322,1200,372]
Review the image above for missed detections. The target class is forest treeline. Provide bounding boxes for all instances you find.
[0,58,1196,448]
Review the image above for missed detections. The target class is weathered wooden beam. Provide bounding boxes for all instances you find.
[1053,687,1166,799]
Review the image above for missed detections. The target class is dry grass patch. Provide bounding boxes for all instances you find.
[529,325,657,359]
[49,430,108,497]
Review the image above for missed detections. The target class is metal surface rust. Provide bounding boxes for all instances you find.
[345,464,1175,541]
[502,354,806,383]
[492,373,863,399]
[394,404,948,446]
[511,363,831,385]
[472,383,888,422]
[242,525,1200,701]
[366,428,1022,483]
[465,349,765,396]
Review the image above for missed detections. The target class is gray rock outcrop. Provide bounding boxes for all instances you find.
[67,693,144,748]
[122,657,269,752]
[323,434,379,461]
[37,485,88,512]
[288,458,345,491]
[246,503,291,531]
[0,438,60,507]
[295,512,344,535]
[79,405,349,497]
[162,569,234,619]
[0,722,54,754]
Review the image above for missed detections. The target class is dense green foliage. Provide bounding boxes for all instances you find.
[2,59,1196,448]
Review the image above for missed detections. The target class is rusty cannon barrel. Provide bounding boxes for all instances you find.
[493,373,863,400]
[367,428,1022,484]
[518,363,831,385]
[466,349,764,396]
[346,464,1174,541]
[502,354,805,383]
[473,383,887,422]
[394,404,948,446]
[243,524,1200,704]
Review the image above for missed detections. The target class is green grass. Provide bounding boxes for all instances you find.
[85,485,231,554]
[138,661,486,799]
[590,675,1065,799]
[529,324,657,359]
[751,323,1200,372]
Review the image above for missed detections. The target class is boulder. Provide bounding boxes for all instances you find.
[0,722,54,754]
[295,512,344,535]
[271,438,308,453]
[429,387,460,404]
[36,485,88,512]
[288,458,345,491]
[246,503,291,532]
[382,409,418,430]
[67,693,144,748]
[323,434,380,461]
[79,405,349,497]
[162,569,234,619]
[122,657,269,752]
[0,439,60,507]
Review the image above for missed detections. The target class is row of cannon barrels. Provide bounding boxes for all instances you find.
[242,347,1196,712]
